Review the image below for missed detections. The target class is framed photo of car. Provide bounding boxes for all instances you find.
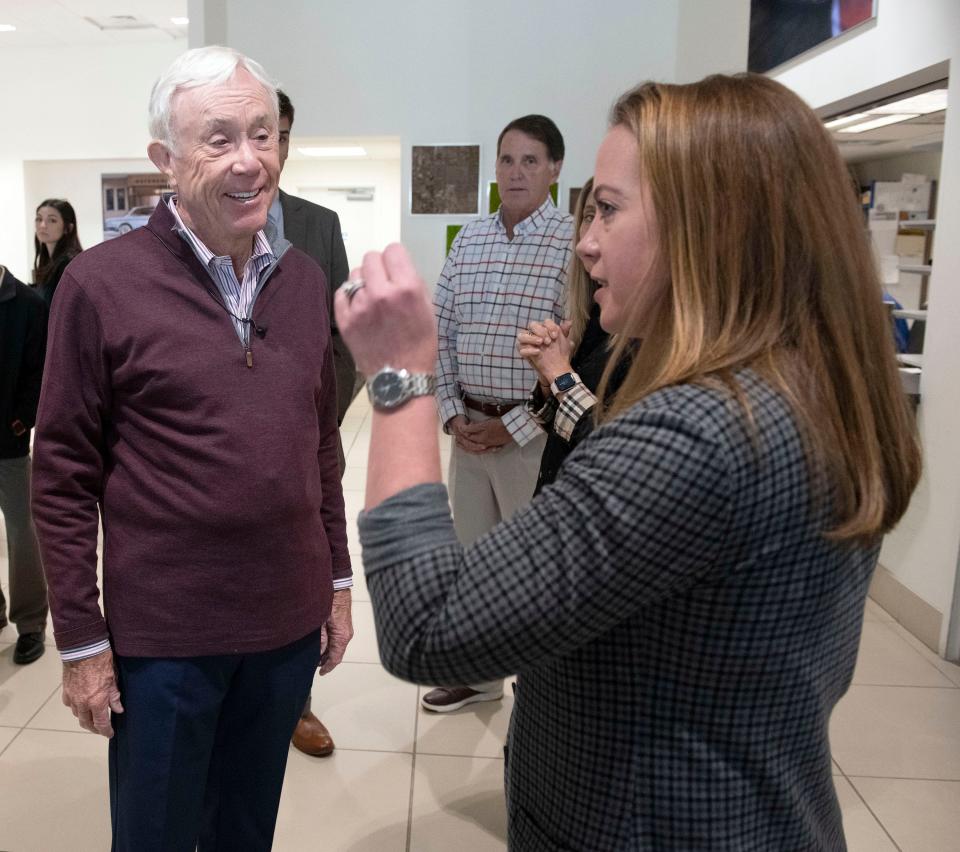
[101,172,174,241]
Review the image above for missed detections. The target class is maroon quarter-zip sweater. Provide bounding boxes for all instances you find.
[32,203,350,657]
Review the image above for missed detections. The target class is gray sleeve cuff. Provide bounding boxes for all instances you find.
[358,483,460,574]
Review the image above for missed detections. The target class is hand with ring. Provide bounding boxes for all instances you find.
[334,247,437,377]
[339,277,365,302]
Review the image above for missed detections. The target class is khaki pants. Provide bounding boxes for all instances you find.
[0,455,48,635]
[449,412,545,693]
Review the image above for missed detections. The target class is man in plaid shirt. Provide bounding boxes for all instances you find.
[427,115,573,713]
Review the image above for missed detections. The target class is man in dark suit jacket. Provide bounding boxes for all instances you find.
[268,90,361,757]
[272,92,360,432]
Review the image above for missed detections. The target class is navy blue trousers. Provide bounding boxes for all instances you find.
[108,629,321,852]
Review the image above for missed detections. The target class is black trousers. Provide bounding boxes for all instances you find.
[109,629,321,852]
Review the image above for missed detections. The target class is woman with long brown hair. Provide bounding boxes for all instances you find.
[518,177,633,492]
[335,73,920,849]
[33,198,82,306]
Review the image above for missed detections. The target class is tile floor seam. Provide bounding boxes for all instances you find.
[844,774,960,783]
[413,750,505,760]
[20,683,62,731]
[299,745,414,756]
[405,692,421,852]
[888,625,960,688]
[0,730,24,760]
[22,725,107,737]
[845,776,904,852]
[876,620,960,684]
[846,683,960,691]
[852,681,959,688]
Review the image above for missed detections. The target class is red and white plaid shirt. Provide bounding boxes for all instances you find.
[434,198,573,446]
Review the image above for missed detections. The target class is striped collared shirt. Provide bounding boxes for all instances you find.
[167,197,274,346]
[434,198,573,446]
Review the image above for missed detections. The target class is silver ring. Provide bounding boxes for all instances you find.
[339,278,365,302]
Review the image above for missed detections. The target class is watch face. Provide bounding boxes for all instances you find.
[554,373,577,392]
[371,369,408,407]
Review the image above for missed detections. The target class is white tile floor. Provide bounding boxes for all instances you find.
[2,395,960,850]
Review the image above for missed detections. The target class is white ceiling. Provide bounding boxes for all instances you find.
[0,0,187,46]
[832,111,945,163]
[288,137,402,162]
[1,3,941,166]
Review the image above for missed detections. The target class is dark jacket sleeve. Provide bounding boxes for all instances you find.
[327,211,359,418]
[315,296,352,586]
[32,275,111,651]
[328,212,350,329]
[11,293,48,430]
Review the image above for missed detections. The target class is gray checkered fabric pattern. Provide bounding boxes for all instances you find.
[434,198,573,446]
[359,371,875,850]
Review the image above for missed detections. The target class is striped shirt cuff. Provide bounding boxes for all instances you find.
[333,576,354,591]
[502,404,545,447]
[437,395,466,432]
[60,638,111,663]
[554,383,598,442]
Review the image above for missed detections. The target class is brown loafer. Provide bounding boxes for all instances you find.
[292,711,335,757]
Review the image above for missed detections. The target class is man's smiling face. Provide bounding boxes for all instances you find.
[154,66,279,256]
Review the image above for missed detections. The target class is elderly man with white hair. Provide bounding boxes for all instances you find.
[31,46,352,851]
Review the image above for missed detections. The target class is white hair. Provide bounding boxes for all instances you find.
[148,45,279,151]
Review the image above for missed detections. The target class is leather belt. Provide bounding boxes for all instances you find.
[462,395,525,417]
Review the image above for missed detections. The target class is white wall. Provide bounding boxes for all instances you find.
[0,41,185,281]
[22,158,157,262]
[853,151,943,185]
[215,0,686,285]
[771,0,960,651]
[675,0,751,82]
[279,156,402,271]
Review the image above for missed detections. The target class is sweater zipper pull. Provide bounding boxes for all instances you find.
[245,348,253,368]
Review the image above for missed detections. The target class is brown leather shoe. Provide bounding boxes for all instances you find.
[292,711,335,757]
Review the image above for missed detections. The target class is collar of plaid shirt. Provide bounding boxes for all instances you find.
[495,196,559,236]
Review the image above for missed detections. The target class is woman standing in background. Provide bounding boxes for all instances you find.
[33,198,81,306]
[518,177,633,493]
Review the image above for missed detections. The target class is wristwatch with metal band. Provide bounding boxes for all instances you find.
[367,366,437,410]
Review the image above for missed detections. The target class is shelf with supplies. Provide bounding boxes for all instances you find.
[866,177,937,404]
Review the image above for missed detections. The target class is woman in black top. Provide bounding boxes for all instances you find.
[519,177,631,492]
[33,198,82,306]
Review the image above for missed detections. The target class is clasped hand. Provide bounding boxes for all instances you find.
[517,318,574,388]
[448,414,512,454]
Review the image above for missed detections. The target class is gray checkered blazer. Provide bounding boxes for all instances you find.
[359,371,875,850]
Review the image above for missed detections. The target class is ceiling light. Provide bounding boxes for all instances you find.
[838,114,920,133]
[171,17,189,26]
[824,112,870,129]
[872,89,948,116]
[298,146,367,158]
[0,24,16,32]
